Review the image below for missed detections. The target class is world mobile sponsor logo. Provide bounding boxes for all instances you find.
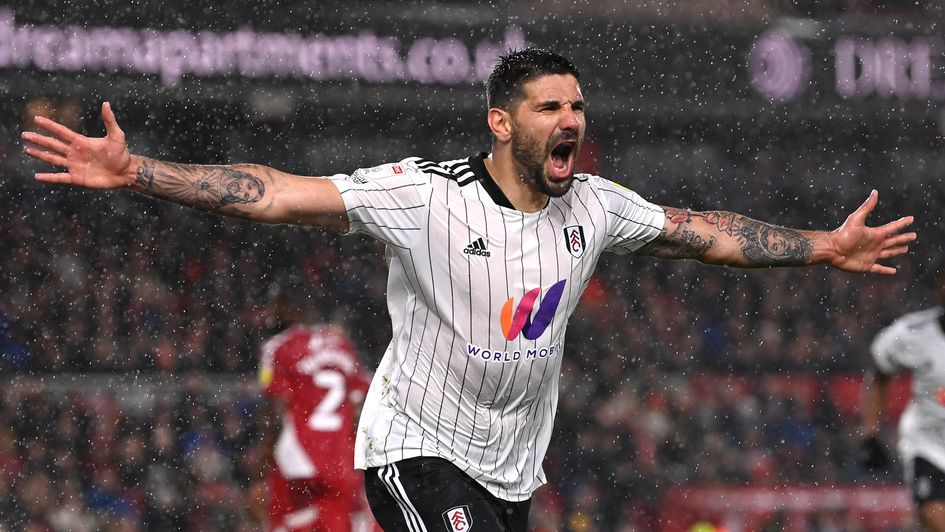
[466,343,562,363]
[500,280,566,341]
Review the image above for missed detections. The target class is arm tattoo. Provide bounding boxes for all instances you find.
[647,208,812,266]
[644,212,717,259]
[133,158,266,215]
[135,164,155,190]
[734,217,813,265]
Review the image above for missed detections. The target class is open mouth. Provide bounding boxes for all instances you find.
[549,141,576,180]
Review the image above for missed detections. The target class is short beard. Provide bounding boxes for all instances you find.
[509,121,578,198]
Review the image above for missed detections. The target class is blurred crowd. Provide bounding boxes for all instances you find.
[2,96,942,531]
[0,376,262,532]
[0,369,908,532]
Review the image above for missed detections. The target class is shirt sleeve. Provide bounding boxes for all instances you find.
[329,159,430,249]
[258,336,278,396]
[870,320,924,375]
[597,178,665,255]
[259,332,297,399]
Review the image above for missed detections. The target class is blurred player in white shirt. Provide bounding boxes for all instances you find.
[862,275,945,531]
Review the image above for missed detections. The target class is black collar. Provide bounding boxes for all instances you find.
[468,152,515,209]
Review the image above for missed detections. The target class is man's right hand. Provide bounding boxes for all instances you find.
[22,101,134,189]
[21,100,349,230]
[859,434,891,470]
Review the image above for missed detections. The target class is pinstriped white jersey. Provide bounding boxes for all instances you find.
[330,153,664,501]
[871,307,945,476]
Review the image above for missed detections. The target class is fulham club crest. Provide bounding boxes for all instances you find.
[563,225,586,258]
[443,505,473,531]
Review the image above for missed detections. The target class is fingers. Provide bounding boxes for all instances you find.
[33,115,79,143]
[23,145,68,168]
[34,172,74,184]
[21,131,69,156]
[879,247,909,259]
[862,227,916,273]
[848,189,879,224]
[101,102,125,142]
[885,231,917,247]
[869,263,898,276]
[879,215,915,236]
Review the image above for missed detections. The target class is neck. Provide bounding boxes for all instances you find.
[483,148,549,213]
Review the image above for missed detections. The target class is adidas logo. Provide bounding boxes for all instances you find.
[463,237,491,257]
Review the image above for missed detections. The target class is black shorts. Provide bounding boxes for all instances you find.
[364,457,531,532]
[911,456,945,506]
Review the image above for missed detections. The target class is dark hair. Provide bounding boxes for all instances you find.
[486,47,580,110]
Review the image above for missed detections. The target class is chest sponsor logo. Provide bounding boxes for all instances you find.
[467,342,561,363]
[501,279,566,341]
[443,505,472,531]
[563,225,586,258]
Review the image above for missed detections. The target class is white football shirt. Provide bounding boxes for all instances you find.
[871,306,945,477]
[331,153,664,501]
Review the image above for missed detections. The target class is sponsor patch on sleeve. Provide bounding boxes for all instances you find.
[349,163,407,183]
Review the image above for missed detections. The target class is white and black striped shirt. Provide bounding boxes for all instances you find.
[331,153,664,501]
[871,307,945,478]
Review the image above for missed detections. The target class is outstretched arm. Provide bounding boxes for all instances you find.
[22,102,348,230]
[639,191,915,274]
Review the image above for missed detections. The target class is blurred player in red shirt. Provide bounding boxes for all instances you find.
[253,295,374,532]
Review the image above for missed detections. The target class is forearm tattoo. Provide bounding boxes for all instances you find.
[651,208,813,266]
[133,159,265,215]
[734,216,813,265]
[644,218,716,259]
